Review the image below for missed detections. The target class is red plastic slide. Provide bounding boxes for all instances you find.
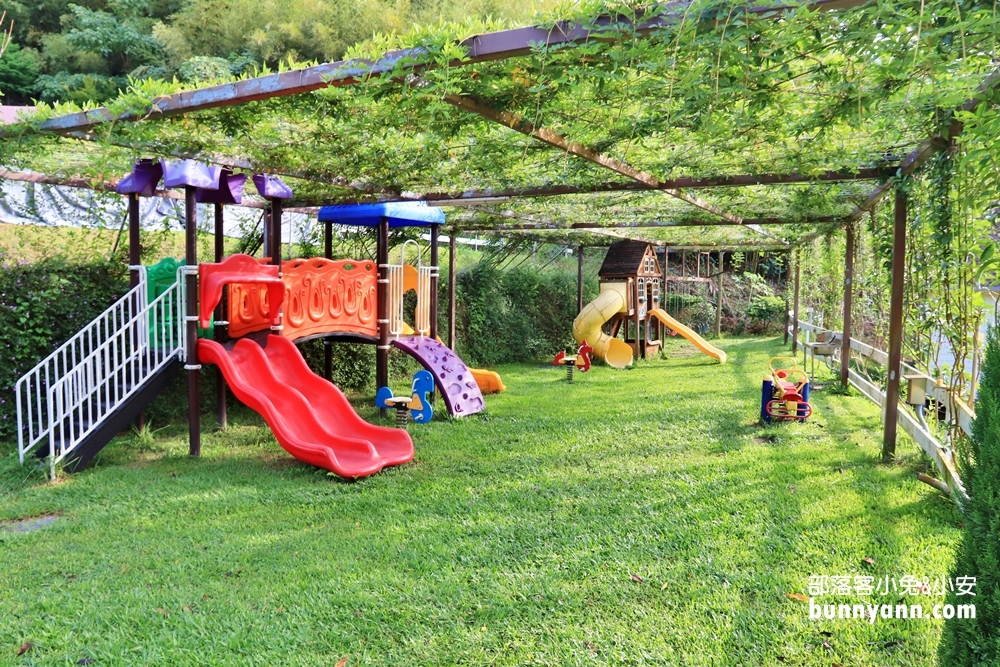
[198,335,413,477]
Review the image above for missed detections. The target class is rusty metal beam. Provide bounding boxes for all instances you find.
[441,90,753,225]
[454,216,842,231]
[286,169,893,207]
[14,0,865,138]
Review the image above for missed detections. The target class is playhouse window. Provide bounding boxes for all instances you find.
[638,277,645,300]
[653,278,660,302]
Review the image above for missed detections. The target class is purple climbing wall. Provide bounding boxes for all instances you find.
[391,336,485,417]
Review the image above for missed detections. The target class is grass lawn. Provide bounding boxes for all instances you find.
[0,337,962,666]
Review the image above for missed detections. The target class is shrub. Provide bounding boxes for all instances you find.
[747,295,786,324]
[0,258,128,441]
[450,261,596,366]
[938,327,1000,664]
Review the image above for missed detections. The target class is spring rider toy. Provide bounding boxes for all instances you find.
[553,340,594,383]
[376,370,435,428]
[761,357,812,423]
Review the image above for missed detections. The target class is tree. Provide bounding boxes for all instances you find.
[64,3,165,76]
[0,42,40,103]
[938,326,1000,664]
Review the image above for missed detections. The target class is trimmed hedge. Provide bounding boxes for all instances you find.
[0,258,129,441]
[450,261,597,367]
[937,327,1000,664]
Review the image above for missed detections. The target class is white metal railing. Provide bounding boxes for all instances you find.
[15,266,187,477]
[387,240,433,337]
[415,263,432,336]
[387,263,404,336]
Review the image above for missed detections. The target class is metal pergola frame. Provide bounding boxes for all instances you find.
[5,0,1000,458]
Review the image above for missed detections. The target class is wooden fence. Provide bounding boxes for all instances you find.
[794,318,968,505]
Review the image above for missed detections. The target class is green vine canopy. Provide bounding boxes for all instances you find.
[1,0,1000,400]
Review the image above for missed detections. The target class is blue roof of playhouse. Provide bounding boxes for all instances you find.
[318,202,445,227]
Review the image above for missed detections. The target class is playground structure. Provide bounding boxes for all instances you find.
[574,241,727,368]
[761,357,812,423]
[13,161,502,479]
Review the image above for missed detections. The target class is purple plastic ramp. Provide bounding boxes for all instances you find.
[391,336,484,417]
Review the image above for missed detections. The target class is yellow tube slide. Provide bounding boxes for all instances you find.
[649,308,727,364]
[573,289,633,369]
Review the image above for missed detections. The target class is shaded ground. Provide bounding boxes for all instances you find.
[0,337,961,666]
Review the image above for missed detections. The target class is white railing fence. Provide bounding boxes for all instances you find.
[15,266,187,477]
[792,318,968,504]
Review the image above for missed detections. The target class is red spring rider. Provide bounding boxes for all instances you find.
[553,340,594,383]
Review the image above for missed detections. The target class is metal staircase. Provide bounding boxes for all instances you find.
[15,266,188,477]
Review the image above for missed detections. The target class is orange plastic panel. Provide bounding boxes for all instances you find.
[228,258,378,340]
[228,282,275,338]
[282,258,377,341]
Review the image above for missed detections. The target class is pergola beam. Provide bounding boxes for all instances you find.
[0,167,323,213]
[13,0,865,138]
[791,66,1000,247]
[454,216,843,232]
[288,169,893,207]
[848,68,1000,222]
[441,91,759,229]
[479,231,791,251]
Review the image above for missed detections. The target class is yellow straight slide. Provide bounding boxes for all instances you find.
[649,308,727,364]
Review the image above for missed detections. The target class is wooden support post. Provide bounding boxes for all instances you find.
[185,187,200,457]
[376,217,389,416]
[261,208,270,260]
[429,224,440,341]
[128,192,145,431]
[632,279,641,358]
[270,199,283,266]
[784,299,790,346]
[577,244,584,313]
[840,223,855,390]
[791,250,801,355]
[214,202,227,430]
[883,188,908,461]
[715,251,723,338]
[128,192,141,287]
[448,232,457,350]
[324,220,333,381]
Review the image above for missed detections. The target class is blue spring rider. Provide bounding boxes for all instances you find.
[376,370,435,427]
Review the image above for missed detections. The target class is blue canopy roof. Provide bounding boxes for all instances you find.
[318,202,445,227]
